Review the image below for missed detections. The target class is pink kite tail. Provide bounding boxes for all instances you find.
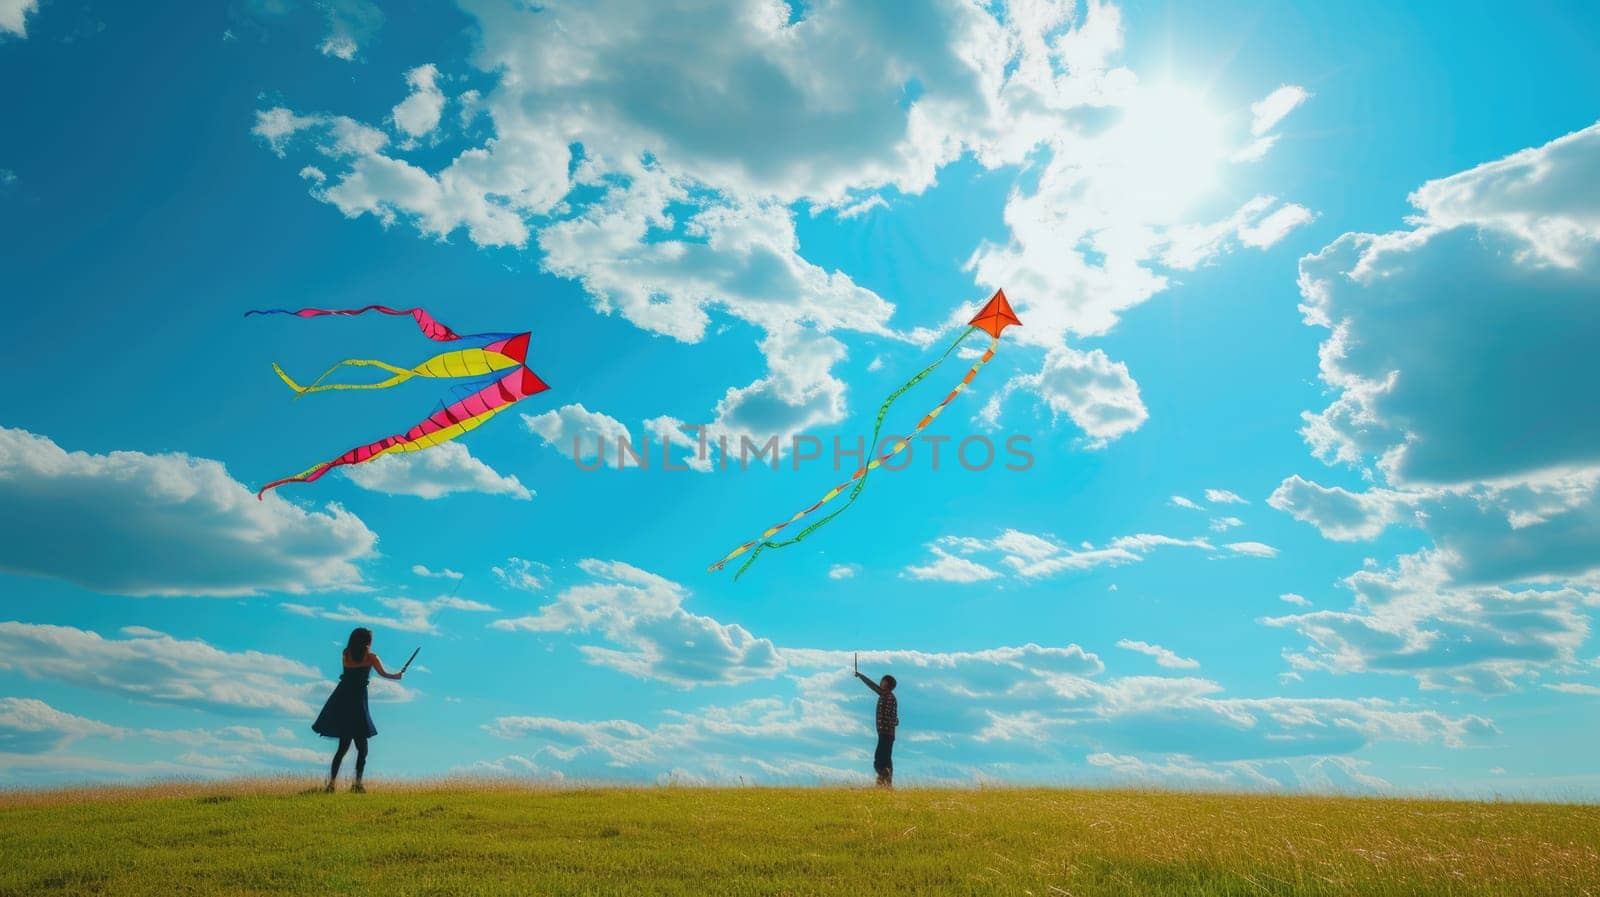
[245,305,480,342]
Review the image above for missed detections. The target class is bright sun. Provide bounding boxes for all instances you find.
[1102,84,1229,216]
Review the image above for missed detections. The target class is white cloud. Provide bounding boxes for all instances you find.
[319,34,357,60]
[836,195,888,220]
[0,623,326,717]
[1160,195,1315,268]
[981,346,1147,448]
[1297,122,1600,486]
[141,723,324,770]
[0,426,375,596]
[342,441,531,500]
[1543,682,1600,696]
[412,564,463,581]
[827,564,859,580]
[902,546,1004,583]
[486,626,1492,786]
[1209,516,1243,532]
[1224,541,1279,558]
[493,557,550,593]
[0,698,329,784]
[1268,476,1419,541]
[909,528,1244,582]
[1407,121,1600,268]
[1250,85,1311,137]
[282,594,495,634]
[490,559,784,686]
[0,0,37,38]
[1086,751,1273,790]
[1279,592,1312,607]
[523,403,637,468]
[1116,639,1199,670]
[1170,495,1203,510]
[316,0,382,62]
[0,697,122,753]
[392,63,445,140]
[1263,553,1594,693]
[260,0,1314,453]
[1230,135,1279,164]
[1276,123,1600,698]
[1206,489,1248,505]
[1280,120,1600,613]
[1239,203,1315,248]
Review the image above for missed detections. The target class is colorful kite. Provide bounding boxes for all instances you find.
[247,305,548,498]
[709,289,1022,578]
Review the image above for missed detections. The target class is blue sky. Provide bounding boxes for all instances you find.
[2,0,1598,795]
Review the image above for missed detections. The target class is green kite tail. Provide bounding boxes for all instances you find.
[733,325,980,580]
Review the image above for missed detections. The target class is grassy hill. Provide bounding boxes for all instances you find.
[2,781,1596,896]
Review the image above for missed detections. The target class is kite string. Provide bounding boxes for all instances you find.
[708,325,978,576]
[733,330,994,579]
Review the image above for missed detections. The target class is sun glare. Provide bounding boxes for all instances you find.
[1103,83,1229,215]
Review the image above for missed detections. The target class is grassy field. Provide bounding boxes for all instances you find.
[1,781,1597,896]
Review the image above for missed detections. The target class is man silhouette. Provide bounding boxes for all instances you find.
[854,653,898,787]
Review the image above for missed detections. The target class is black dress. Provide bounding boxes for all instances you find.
[312,662,378,739]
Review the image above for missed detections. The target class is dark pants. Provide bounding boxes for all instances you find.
[873,731,894,784]
[331,736,368,781]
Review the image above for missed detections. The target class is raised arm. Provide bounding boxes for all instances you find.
[367,653,403,680]
[855,671,882,694]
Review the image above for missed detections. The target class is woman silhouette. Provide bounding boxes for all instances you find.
[313,627,403,793]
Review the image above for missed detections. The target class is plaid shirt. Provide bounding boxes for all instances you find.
[876,692,898,733]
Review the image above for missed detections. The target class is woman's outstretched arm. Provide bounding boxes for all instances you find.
[855,671,882,694]
[368,653,403,680]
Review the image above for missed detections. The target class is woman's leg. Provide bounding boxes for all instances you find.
[353,736,369,781]
[330,736,353,780]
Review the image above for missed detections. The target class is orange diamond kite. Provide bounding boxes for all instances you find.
[969,288,1021,338]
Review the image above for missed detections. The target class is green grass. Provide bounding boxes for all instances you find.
[1,781,1597,896]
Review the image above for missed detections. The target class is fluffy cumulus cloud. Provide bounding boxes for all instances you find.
[0,697,122,754]
[1270,122,1600,692]
[342,441,531,500]
[0,697,326,784]
[904,528,1273,582]
[477,561,1493,788]
[391,63,446,140]
[1262,554,1594,694]
[256,0,1314,452]
[0,0,38,38]
[0,427,376,597]
[980,347,1146,448]
[1296,122,1600,488]
[0,623,328,717]
[491,559,784,686]
[1268,476,1419,541]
